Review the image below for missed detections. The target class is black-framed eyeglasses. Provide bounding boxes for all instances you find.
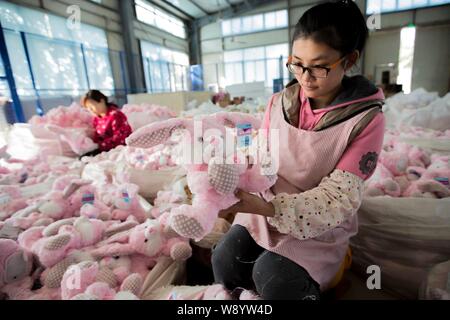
[285,55,346,79]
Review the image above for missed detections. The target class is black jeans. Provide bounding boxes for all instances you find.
[212,225,321,300]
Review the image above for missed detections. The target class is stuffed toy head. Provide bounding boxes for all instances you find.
[0,239,34,288]
[129,218,192,261]
[364,162,401,197]
[126,112,278,240]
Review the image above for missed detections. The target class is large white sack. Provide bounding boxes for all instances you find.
[350,196,450,299]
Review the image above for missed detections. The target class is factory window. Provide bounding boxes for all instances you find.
[223,43,289,88]
[397,26,416,94]
[366,0,450,14]
[0,2,114,98]
[221,10,288,36]
[135,0,186,39]
[140,41,189,93]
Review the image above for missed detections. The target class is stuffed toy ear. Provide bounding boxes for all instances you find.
[104,220,139,238]
[62,179,93,199]
[42,218,77,237]
[207,158,240,195]
[89,243,135,259]
[126,118,189,149]
[215,112,262,130]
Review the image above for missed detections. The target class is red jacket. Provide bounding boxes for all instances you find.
[92,104,132,152]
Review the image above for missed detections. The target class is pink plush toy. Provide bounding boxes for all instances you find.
[379,150,409,176]
[403,165,450,198]
[0,185,28,221]
[18,216,107,268]
[126,112,277,240]
[150,190,187,219]
[167,284,232,300]
[38,219,140,289]
[111,183,151,223]
[2,177,92,236]
[69,183,113,221]
[393,141,431,168]
[46,124,98,156]
[239,290,261,300]
[126,145,178,171]
[0,239,60,300]
[416,168,450,198]
[365,163,401,197]
[0,239,34,289]
[90,214,192,265]
[61,260,143,300]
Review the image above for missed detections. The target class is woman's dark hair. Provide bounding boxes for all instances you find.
[292,0,368,56]
[82,89,108,107]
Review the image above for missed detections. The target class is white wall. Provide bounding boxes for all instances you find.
[366,4,450,94]
[364,30,401,83]
[412,24,450,96]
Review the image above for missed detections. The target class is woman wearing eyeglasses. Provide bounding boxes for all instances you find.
[213,0,385,300]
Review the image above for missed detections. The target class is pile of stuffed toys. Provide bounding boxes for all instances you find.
[365,129,450,198]
[0,110,276,300]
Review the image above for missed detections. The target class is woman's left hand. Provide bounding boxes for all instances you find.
[218,189,275,219]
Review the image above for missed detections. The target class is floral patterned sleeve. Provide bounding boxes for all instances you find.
[267,169,364,240]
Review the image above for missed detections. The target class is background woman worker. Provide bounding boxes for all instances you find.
[81,90,132,154]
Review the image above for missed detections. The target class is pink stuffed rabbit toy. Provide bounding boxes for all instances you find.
[111,183,151,223]
[364,163,401,197]
[2,177,92,233]
[61,260,143,300]
[90,213,192,265]
[126,112,278,240]
[0,185,28,221]
[0,239,60,300]
[18,215,107,268]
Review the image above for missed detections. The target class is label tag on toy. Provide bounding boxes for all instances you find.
[122,190,131,203]
[434,177,449,187]
[236,123,252,151]
[82,193,95,205]
[136,154,145,163]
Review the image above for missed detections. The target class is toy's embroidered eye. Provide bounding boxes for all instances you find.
[144,239,148,243]
[114,256,120,260]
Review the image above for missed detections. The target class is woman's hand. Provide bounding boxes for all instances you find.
[218,189,275,220]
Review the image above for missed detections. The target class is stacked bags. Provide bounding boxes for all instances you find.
[384,88,450,131]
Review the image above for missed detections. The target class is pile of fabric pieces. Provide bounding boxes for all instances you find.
[121,103,176,131]
[364,128,450,198]
[383,88,450,131]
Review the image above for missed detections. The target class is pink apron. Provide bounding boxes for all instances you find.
[234,93,375,291]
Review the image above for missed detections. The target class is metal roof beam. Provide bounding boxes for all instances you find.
[195,0,277,28]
